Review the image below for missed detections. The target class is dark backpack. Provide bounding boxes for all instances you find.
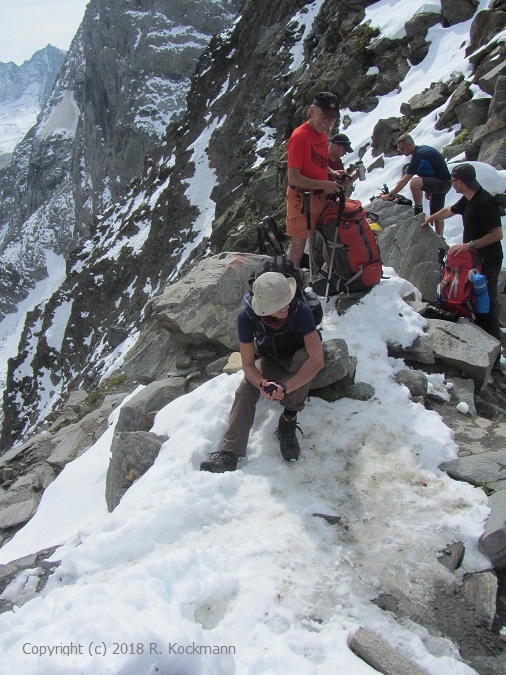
[317,197,382,294]
[439,249,482,319]
[243,255,323,361]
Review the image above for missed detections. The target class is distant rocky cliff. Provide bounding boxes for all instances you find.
[1,0,505,450]
[0,0,241,320]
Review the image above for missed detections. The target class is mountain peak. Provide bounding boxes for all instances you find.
[0,44,66,168]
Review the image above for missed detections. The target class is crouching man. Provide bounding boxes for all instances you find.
[200,272,324,472]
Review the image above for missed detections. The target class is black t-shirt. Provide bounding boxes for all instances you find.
[451,188,503,264]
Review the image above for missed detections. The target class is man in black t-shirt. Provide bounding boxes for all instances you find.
[422,163,503,342]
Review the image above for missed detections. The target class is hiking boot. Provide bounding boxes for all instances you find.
[413,205,424,215]
[200,451,239,473]
[275,413,301,461]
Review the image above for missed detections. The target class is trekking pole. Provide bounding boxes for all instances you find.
[435,247,446,311]
[303,191,314,280]
[325,188,346,303]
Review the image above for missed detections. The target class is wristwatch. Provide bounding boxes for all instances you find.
[469,240,476,249]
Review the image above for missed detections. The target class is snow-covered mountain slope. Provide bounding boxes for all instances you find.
[0,1,505,671]
[0,45,65,169]
[0,0,504,449]
[0,272,493,674]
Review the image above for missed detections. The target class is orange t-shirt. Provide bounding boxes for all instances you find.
[287,122,328,181]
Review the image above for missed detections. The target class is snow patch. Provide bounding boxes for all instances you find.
[364,0,442,41]
[288,1,326,72]
[37,90,80,140]
[45,300,73,351]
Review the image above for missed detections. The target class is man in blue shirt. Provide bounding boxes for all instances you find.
[200,272,324,472]
[381,134,451,236]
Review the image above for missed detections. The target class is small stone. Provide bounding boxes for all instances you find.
[193,350,217,360]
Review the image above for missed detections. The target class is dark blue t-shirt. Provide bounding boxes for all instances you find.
[406,145,450,180]
[238,300,316,343]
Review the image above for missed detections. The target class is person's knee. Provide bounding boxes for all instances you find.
[410,176,423,189]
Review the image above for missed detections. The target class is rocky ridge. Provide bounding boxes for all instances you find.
[2,0,505,452]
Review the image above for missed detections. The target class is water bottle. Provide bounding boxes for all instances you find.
[304,286,324,325]
[304,287,321,308]
[472,273,490,313]
[436,282,441,309]
[356,161,366,181]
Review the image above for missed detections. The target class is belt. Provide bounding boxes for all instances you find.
[289,185,324,195]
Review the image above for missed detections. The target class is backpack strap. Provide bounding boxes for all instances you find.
[449,267,459,299]
[242,294,301,362]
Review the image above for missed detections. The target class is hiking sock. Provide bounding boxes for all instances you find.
[413,205,423,215]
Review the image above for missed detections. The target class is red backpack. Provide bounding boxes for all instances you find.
[439,249,482,319]
[317,198,382,294]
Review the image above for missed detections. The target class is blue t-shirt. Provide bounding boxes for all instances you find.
[238,300,316,344]
[406,145,450,180]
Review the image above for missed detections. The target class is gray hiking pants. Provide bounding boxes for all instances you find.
[221,348,311,458]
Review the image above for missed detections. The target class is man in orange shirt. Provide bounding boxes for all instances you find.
[286,92,340,267]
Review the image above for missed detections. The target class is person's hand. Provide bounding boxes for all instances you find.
[380,193,394,202]
[328,170,345,181]
[322,180,340,195]
[421,215,433,227]
[260,381,286,400]
[448,243,471,255]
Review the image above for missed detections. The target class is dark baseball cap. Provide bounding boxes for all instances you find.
[330,133,353,152]
[451,163,481,190]
[313,92,339,118]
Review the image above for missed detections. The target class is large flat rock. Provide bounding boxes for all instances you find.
[440,449,506,492]
[427,319,500,389]
[151,252,269,351]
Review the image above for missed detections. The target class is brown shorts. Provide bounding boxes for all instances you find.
[286,187,328,239]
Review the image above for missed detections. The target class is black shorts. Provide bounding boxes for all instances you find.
[420,177,451,214]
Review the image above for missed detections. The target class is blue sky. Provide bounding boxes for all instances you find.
[0,0,89,65]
